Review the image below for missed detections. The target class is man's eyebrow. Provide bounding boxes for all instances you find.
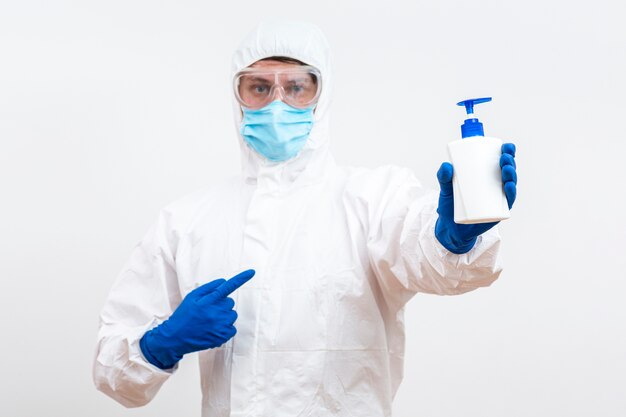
[285,76,313,82]
[244,76,273,83]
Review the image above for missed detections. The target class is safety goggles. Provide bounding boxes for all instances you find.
[234,66,322,110]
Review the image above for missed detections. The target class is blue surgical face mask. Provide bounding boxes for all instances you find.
[240,100,314,162]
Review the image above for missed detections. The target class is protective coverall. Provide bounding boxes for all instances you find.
[93,20,504,417]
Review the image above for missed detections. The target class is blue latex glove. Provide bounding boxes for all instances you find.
[140,269,255,369]
[435,143,517,254]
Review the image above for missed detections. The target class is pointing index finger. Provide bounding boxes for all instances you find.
[209,269,256,300]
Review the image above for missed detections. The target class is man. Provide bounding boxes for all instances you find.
[93,20,517,417]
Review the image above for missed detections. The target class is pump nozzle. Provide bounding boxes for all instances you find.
[457,97,492,138]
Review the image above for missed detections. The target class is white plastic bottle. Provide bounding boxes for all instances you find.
[447,97,510,224]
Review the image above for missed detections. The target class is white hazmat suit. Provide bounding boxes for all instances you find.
[93,20,503,417]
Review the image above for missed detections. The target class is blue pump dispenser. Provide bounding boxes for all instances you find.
[457,97,492,138]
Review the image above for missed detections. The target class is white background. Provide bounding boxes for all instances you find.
[1,1,625,416]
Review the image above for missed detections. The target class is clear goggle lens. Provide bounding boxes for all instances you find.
[234,66,321,110]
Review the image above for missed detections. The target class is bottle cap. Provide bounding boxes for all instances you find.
[457,97,492,138]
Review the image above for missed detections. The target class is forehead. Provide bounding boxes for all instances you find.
[248,59,304,71]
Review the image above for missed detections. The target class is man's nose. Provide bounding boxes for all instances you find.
[269,85,285,102]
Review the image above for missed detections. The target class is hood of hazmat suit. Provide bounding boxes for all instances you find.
[93,20,503,417]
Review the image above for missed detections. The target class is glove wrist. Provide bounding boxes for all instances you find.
[139,326,182,370]
[435,218,477,254]
[441,235,477,254]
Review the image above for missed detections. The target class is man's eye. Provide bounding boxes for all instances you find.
[286,84,305,94]
[252,85,269,94]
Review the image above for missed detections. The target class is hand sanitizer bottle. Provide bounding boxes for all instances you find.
[447,97,510,224]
